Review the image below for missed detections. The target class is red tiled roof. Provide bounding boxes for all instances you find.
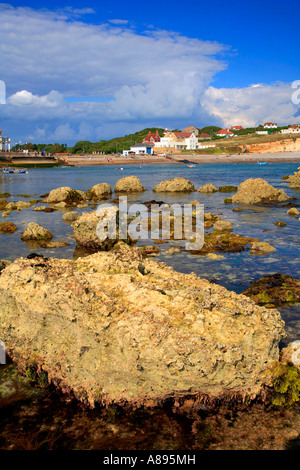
[230,126,244,130]
[142,130,161,142]
[216,129,234,134]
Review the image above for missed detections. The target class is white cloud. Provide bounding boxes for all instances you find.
[0,3,228,144]
[201,82,298,127]
[0,4,298,145]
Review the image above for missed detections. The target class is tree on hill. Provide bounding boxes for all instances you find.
[199,126,222,136]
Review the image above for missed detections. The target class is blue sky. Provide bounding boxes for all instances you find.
[0,1,299,144]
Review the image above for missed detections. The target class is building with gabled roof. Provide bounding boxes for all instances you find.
[182,126,199,136]
[215,129,234,137]
[142,130,161,144]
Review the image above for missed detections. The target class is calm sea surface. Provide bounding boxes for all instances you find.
[1,162,300,343]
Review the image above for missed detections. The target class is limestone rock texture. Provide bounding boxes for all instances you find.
[114,176,145,193]
[0,249,285,408]
[198,184,217,193]
[43,187,86,204]
[286,167,300,188]
[231,178,290,204]
[21,222,52,241]
[86,183,112,200]
[153,177,195,193]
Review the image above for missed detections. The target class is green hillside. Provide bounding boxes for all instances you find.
[73,128,166,154]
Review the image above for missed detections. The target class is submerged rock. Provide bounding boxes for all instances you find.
[242,273,300,307]
[274,220,287,227]
[0,250,285,407]
[198,184,217,193]
[231,178,290,205]
[287,207,300,216]
[114,176,145,193]
[213,220,233,232]
[0,200,8,210]
[153,178,195,193]
[218,185,238,192]
[0,222,18,234]
[21,222,53,241]
[62,211,80,223]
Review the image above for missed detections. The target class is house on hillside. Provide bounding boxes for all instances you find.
[264,122,277,129]
[142,130,161,144]
[215,129,234,137]
[182,126,199,136]
[281,124,300,134]
[230,125,244,131]
[154,130,198,150]
[198,133,212,140]
[0,129,10,151]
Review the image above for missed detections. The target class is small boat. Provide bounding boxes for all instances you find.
[257,162,267,165]
[187,164,196,168]
[2,167,28,174]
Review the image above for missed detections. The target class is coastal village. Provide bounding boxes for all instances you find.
[122,123,300,156]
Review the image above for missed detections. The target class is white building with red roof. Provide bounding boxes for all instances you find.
[264,122,277,128]
[230,125,244,131]
[215,129,234,137]
[154,130,198,150]
[142,130,161,144]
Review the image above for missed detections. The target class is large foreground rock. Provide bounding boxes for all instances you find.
[0,249,285,407]
[153,177,195,192]
[232,178,290,204]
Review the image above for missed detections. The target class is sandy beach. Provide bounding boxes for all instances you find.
[60,151,300,166]
[1,151,300,168]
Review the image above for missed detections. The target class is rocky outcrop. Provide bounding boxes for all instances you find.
[114,176,145,193]
[198,184,217,193]
[213,220,233,232]
[86,183,112,200]
[21,222,53,241]
[71,207,133,249]
[286,167,300,188]
[62,211,80,223]
[43,187,86,205]
[218,186,238,192]
[242,273,300,307]
[0,249,285,407]
[0,222,18,234]
[153,178,195,193]
[232,178,290,205]
[188,227,275,256]
[287,207,300,216]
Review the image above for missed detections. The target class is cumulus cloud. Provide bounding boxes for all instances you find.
[0,4,298,144]
[0,3,230,143]
[201,82,298,127]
